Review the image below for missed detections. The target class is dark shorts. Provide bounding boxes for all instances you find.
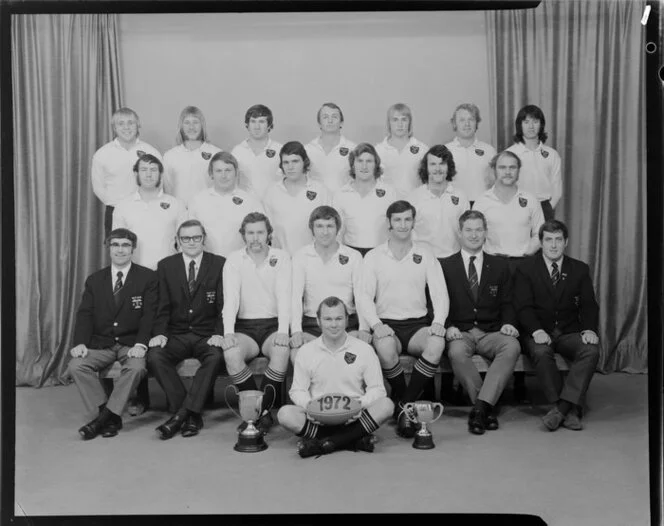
[302,313,359,337]
[380,316,430,352]
[346,245,373,258]
[236,318,279,349]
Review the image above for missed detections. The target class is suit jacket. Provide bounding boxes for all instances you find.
[440,251,516,332]
[153,251,225,337]
[513,254,599,336]
[73,264,158,348]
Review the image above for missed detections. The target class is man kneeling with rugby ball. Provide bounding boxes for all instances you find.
[277,296,394,458]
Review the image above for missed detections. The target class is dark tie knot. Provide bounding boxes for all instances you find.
[470,256,476,263]
[117,271,123,279]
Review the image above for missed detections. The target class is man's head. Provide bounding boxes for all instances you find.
[386,103,413,138]
[489,151,521,188]
[386,200,416,240]
[539,220,569,262]
[418,145,456,185]
[309,206,341,248]
[112,107,140,143]
[106,228,137,267]
[244,104,274,140]
[458,210,487,253]
[133,154,164,188]
[316,296,349,339]
[177,106,208,144]
[317,102,344,134]
[177,219,206,258]
[208,151,239,193]
[451,103,481,140]
[279,141,311,178]
[239,212,273,253]
[513,104,548,144]
[349,143,383,180]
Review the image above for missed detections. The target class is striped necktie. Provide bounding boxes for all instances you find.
[551,261,560,287]
[113,271,123,305]
[188,260,196,294]
[468,256,479,302]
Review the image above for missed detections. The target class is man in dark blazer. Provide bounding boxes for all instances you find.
[67,228,158,440]
[441,210,520,435]
[513,219,600,431]
[147,219,226,440]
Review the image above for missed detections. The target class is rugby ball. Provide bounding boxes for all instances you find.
[306,393,362,426]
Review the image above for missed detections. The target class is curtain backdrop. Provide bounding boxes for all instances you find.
[486,0,647,373]
[13,14,124,386]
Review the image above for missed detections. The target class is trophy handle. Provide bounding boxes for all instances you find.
[430,402,444,423]
[402,402,419,423]
[262,383,276,412]
[224,384,243,420]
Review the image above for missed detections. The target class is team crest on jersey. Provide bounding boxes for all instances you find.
[269,256,278,267]
[344,352,357,364]
[451,195,459,205]
[488,285,498,297]
[201,152,212,160]
[518,197,528,208]
[232,196,244,205]
[338,254,349,265]
[306,190,317,201]
[410,145,420,154]
[413,253,422,264]
[339,147,349,156]
[136,150,146,157]
[375,188,386,198]
[131,296,143,309]
[475,148,485,156]
[206,291,216,304]
[160,202,170,209]
[541,150,549,159]
[265,149,276,158]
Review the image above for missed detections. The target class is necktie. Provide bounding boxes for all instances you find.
[188,260,196,294]
[113,271,123,305]
[551,261,560,287]
[468,256,479,302]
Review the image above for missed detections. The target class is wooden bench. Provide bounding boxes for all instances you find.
[101,353,569,405]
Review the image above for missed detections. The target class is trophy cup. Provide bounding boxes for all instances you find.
[225,384,275,453]
[403,400,444,450]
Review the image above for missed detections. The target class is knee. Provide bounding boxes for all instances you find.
[447,342,470,363]
[146,348,164,367]
[122,358,146,375]
[579,343,600,362]
[277,404,303,430]
[200,347,224,366]
[67,357,85,377]
[500,338,521,360]
[425,335,446,359]
[529,343,554,360]
[367,397,394,424]
[222,347,243,368]
[373,337,398,360]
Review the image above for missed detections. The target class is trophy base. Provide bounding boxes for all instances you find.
[412,436,435,450]
[234,433,268,453]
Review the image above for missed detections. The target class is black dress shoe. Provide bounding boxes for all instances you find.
[297,438,336,458]
[396,403,416,439]
[468,409,486,435]
[485,414,499,431]
[79,417,106,440]
[156,414,186,440]
[101,418,123,438]
[181,413,204,438]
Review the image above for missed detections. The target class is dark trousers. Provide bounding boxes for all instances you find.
[104,205,115,238]
[540,199,554,220]
[523,331,599,405]
[147,333,225,414]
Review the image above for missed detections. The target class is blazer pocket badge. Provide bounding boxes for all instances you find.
[131,296,143,309]
[573,295,580,306]
[488,285,498,297]
[206,291,216,303]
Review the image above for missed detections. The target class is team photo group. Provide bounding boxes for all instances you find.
[70,100,601,458]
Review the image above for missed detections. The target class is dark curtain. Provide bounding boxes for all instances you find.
[486,0,648,373]
[13,14,124,386]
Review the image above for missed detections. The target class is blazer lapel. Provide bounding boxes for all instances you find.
[105,267,117,313]
[190,252,210,297]
[454,253,475,303]
[113,266,135,312]
[555,258,570,300]
[478,256,491,298]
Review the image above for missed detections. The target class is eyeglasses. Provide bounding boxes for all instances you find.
[109,242,133,249]
[179,235,203,243]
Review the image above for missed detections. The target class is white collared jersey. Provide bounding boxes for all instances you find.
[374,136,428,198]
[358,242,449,328]
[473,187,545,256]
[305,136,357,194]
[230,138,283,200]
[187,187,264,258]
[444,137,497,202]
[291,243,366,332]
[506,142,562,207]
[408,183,470,258]
[289,335,387,409]
[332,180,398,249]
[112,191,187,270]
[262,178,331,255]
[222,247,291,335]
[91,139,162,206]
[162,142,222,207]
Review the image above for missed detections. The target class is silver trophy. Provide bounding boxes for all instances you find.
[225,385,275,453]
[403,400,444,449]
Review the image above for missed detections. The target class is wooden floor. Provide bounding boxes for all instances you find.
[13,372,650,525]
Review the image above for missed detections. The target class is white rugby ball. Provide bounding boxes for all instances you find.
[306,393,362,426]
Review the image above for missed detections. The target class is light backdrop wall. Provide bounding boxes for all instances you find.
[118,11,493,154]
